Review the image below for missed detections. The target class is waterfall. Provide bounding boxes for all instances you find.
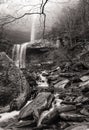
[12,44,20,68]
[12,14,37,68]
[12,42,29,68]
[30,15,37,42]
[19,42,29,68]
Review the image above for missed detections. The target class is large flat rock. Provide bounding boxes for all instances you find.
[19,92,54,120]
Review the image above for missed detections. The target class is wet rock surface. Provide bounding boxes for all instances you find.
[1,53,89,130]
[19,92,54,120]
[0,52,30,111]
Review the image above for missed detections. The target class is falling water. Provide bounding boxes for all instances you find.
[30,14,37,42]
[12,42,29,68]
[12,44,20,67]
[12,14,37,68]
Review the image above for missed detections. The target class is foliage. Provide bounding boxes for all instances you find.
[46,0,89,47]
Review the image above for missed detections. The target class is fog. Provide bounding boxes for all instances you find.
[0,0,79,42]
[0,0,79,29]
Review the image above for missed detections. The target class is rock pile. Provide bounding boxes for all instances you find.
[1,53,89,130]
[3,68,89,129]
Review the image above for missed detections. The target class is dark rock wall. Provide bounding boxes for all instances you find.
[0,39,13,58]
[26,48,54,63]
[0,52,30,109]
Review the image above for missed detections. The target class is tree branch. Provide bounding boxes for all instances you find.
[0,0,49,39]
[0,12,42,27]
[40,0,49,38]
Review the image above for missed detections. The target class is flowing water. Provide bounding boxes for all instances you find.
[12,44,20,67]
[0,111,19,122]
[30,15,37,42]
[12,15,37,68]
[12,42,29,68]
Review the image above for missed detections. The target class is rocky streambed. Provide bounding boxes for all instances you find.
[1,52,89,130]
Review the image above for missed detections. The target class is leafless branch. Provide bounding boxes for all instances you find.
[0,0,49,39]
[40,0,49,38]
[0,12,43,26]
[49,0,71,4]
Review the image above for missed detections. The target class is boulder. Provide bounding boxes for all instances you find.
[19,92,54,120]
[38,107,58,126]
[0,52,30,111]
[37,103,76,126]
[80,75,89,82]
[54,79,69,89]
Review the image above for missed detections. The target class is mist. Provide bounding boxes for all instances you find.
[0,0,79,43]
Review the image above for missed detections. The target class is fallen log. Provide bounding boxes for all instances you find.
[60,113,85,122]
[57,105,76,113]
[65,123,89,130]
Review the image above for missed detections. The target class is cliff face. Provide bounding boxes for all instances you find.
[0,52,30,110]
[26,39,70,71]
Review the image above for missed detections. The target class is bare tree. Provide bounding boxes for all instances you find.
[0,0,72,38]
[0,0,49,38]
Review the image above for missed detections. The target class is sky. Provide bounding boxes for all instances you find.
[0,0,79,34]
